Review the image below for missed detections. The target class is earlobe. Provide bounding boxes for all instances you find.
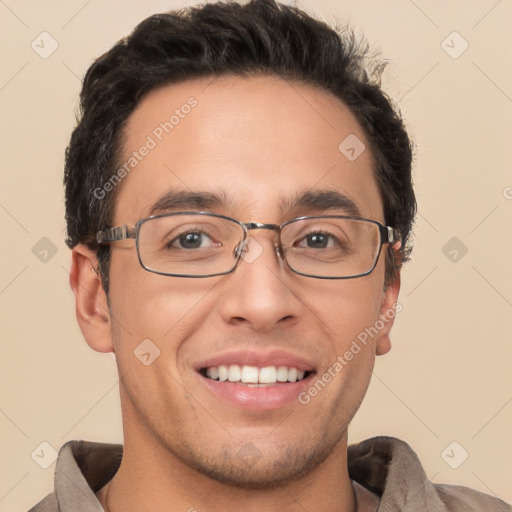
[375,267,401,356]
[69,245,114,353]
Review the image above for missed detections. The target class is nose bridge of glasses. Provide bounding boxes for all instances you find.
[243,222,281,232]
[234,222,282,259]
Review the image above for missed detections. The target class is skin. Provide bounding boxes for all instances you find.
[70,75,400,512]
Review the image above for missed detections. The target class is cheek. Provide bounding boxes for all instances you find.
[303,276,384,398]
[310,283,382,407]
[108,255,219,361]
[106,268,210,413]
[309,273,384,338]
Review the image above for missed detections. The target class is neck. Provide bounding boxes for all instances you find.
[98,429,358,512]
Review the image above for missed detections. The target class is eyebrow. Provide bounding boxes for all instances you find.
[147,188,361,218]
[280,189,361,218]
[148,189,229,215]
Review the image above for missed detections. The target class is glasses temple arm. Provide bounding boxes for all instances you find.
[96,225,136,243]
[381,225,395,245]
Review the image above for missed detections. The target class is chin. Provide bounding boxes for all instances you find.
[171,435,343,490]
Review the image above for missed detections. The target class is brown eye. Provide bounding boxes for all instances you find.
[166,230,217,250]
[304,233,329,248]
[177,232,204,248]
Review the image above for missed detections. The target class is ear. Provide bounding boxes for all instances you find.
[375,243,402,356]
[69,244,113,353]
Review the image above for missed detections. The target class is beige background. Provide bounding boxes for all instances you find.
[1,0,511,510]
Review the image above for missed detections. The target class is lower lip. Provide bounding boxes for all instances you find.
[198,373,315,410]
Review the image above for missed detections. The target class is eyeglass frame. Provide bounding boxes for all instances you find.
[95,211,395,279]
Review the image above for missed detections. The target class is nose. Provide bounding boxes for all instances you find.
[218,235,303,331]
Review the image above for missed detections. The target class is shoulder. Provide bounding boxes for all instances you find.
[27,439,123,512]
[348,436,511,512]
[27,492,59,512]
[434,483,512,512]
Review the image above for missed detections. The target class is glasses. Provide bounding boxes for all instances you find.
[96,212,395,279]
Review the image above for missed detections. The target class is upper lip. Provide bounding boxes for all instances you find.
[196,349,316,373]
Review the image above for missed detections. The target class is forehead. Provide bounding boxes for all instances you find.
[113,74,383,223]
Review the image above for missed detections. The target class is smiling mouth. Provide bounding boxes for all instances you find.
[199,364,313,387]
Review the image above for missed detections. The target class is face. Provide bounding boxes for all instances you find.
[82,75,399,488]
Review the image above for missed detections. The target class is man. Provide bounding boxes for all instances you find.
[29,1,511,511]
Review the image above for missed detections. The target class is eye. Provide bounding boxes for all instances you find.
[167,230,218,250]
[295,231,339,249]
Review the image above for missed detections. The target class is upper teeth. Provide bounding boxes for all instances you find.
[205,365,306,384]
